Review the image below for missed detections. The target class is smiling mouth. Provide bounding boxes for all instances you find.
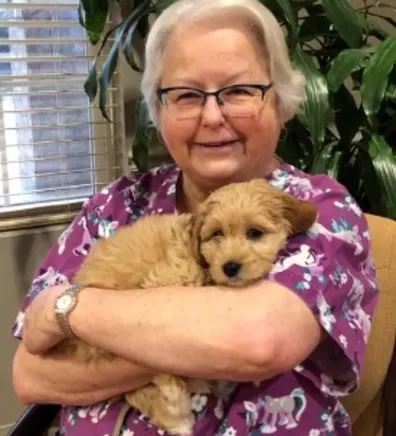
[195,139,240,147]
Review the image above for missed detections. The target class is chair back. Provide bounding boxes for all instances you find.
[341,213,396,436]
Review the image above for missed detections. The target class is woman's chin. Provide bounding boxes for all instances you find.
[191,158,245,184]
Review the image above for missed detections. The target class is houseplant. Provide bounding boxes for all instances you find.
[78,0,396,219]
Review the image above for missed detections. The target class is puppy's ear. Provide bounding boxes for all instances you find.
[281,193,318,235]
[189,212,201,261]
[189,208,207,266]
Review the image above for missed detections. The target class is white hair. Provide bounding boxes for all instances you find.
[140,0,306,128]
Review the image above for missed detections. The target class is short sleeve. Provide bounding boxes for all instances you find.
[12,199,99,340]
[11,165,178,341]
[268,185,379,397]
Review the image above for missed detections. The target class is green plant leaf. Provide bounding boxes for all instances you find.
[132,96,152,171]
[367,135,396,219]
[277,118,313,170]
[361,36,396,126]
[309,142,337,174]
[132,136,150,171]
[77,1,85,29]
[98,0,151,120]
[258,1,283,22]
[321,0,363,48]
[98,42,119,121]
[327,151,342,179]
[337,149,366,211]
[122,1,154,74]
[83,21,124,102]
[386,69,396,99]
[276,0,298,40]
[298,14,332,42]
[327,47,373,92]
[292,45,330,151]
[84,59,98,102]
[310,142,341,177]
[383,111,396,140]
[333,85,362,145]
[155,0,177,13]
[123,20,144,72]
[357,147,386,215]
[79,0,109,45]
[136,14,149,39]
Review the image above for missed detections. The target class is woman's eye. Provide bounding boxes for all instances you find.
[176,92,201,101]
[246,228,264,240]
[210,229,224,239]
[226,87,252,96]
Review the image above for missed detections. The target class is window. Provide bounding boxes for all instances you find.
[0,0,126,217]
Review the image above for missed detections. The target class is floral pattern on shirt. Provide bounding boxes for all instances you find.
[12,163,379,435]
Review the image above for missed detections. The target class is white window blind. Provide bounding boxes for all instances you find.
[0,0,126,217]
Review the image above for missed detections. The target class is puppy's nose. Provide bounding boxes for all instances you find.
[222,261,242,278]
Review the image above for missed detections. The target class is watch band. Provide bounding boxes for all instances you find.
[54,283,83,339]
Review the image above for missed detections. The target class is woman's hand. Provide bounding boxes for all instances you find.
[23,284,69,355]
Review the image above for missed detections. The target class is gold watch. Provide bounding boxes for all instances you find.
[53,284,82,338]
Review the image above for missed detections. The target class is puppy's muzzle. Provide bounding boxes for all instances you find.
[222,261,242,278]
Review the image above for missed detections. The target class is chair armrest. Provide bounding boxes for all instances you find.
[383,340,396,436]
[7,404,61,436]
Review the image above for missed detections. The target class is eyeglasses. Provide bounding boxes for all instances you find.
[156,83,273,120]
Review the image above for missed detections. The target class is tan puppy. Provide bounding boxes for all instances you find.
[195,179,317,287]
[50,213,209,436]
[46,178,317,436]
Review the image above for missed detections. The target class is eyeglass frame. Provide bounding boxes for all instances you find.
[156,83,274,112]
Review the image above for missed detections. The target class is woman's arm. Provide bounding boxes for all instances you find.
[17,184,376,401]
[73,283,322,380]
[14,286,154,406]
[13,342,154,406]
[24,280,322,382]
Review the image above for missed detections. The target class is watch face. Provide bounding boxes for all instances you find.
[56,294,74,312]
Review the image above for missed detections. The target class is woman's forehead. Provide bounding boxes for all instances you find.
[161,24,269,87]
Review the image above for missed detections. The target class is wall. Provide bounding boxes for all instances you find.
[0,224,68,433]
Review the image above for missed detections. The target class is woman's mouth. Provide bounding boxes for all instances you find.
[194,139,240,147]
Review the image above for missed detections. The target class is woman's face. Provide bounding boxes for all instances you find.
[159,17,283,190]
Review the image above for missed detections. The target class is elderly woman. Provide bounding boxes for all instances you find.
[12,0,378,435]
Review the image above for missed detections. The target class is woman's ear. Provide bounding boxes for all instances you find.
[281,194,318,235]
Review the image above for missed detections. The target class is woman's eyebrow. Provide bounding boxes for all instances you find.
[164,69,255,88]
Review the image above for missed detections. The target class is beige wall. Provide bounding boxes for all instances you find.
[0,224,67,433]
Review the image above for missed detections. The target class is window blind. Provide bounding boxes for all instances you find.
[0,0,127,218]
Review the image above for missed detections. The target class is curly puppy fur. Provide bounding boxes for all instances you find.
[195,179,318,287]
[46,178,317,435]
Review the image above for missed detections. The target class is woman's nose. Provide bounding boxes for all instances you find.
[200,96,225,126]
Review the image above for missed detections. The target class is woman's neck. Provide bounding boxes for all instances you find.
[176,156,282,213]
[176,176,210,214]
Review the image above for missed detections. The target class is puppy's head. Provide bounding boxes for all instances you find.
[192,178,317,287]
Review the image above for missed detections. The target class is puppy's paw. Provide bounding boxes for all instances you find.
[126,376,196,435]
[166,418,194,436]
[125,384,159,418]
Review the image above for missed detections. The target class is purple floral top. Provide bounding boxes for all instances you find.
[12,162,379,436]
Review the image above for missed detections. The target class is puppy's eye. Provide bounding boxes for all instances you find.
[210,229,224,239]
[246,228,264,240]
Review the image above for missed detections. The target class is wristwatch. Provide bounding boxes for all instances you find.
[54,284,83,338]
